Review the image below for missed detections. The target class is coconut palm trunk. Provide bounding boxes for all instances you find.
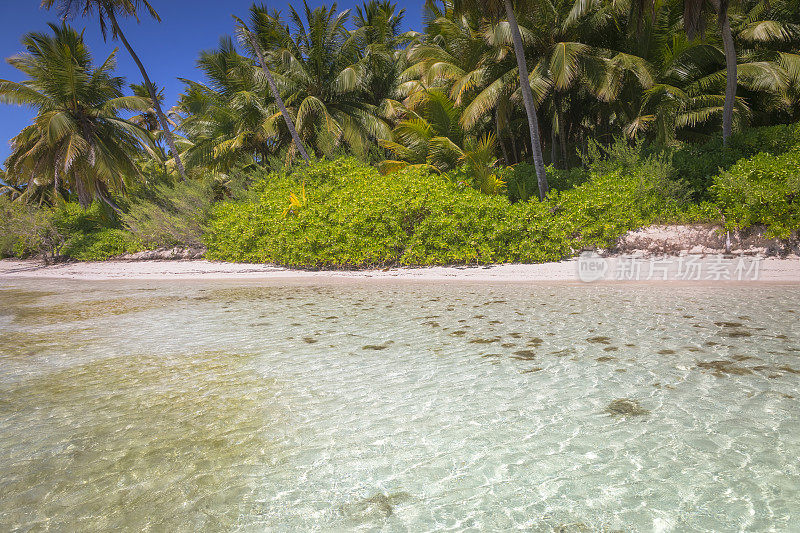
[246,33,311,163]
[106,9,187,180]
[685,0,737,145]
[717,3,737,145]
[503,0,549,199]
[556,95,568,168]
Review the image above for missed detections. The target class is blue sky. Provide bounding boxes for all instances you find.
[0,1,426,164]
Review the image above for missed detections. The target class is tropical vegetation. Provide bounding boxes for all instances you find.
[1,0,799,264]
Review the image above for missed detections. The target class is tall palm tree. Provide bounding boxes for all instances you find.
[736,0,800,124]
[41,0,187,179]
[0,169,23,201]
[450,0,650,168]
[450,0,549,199]
[402,3,528,165]
[0,24,156,207]
[235,15,311,163]
[354,1,415,116]
[621,0,789,144]
[354,1,407,47]
[129,82,161,133]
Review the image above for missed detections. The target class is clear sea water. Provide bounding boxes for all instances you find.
[1,279,799,532]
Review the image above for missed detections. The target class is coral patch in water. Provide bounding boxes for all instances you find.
[604,399,650,417]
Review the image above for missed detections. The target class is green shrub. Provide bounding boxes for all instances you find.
[508,163,688,261]
[61,228,144,261]
[0,199,145,261]
[207,158,515,266]
[500,163,587,202]
[121,180,213,248]
[52,201,115,234]
[0,198,64,261]
[672,123,800,196]
[711,149,800,238]
[46,201,145,260]
[206,157,686,267]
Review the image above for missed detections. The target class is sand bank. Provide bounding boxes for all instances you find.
[1,256,798,283]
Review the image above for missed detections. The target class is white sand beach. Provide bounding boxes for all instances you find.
[1,256,798,283]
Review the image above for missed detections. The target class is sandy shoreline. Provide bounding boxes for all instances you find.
[1,256,799,283]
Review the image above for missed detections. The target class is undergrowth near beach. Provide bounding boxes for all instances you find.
[2,123,798,264]
[204,157,695,267]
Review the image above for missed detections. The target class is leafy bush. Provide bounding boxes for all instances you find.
[711,149,800,238]
[0,199,145,261]
[508,161,690,261]
[0,198,64,262]
[60,228,143,261]
[207,158,514,266]
[206,157,687,267]
[672,123,800,196]
[500,163,585,202]
[52,201,115,234]
[48,202,143,260]
[121,180,213,247]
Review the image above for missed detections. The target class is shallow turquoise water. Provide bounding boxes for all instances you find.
[1,280,799,531]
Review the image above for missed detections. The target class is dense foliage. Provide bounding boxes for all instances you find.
[672,122,800,195]
[121,180,213,247]
[1,0,798,264]
[0,24,156,207]
[205,157,692,267]
[712,149,800,238]
[0,200,143,261]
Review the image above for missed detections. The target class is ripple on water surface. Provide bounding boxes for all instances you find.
[0,280,799,531]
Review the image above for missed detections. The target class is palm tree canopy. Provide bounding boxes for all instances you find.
[17,0,794,191]
[0,23,157,206]
[40,0,160,40]
[449,0,536,21]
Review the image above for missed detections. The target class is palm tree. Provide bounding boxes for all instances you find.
[402,3,527,166]
[41,0,187,179]
[684,0,739,144]
[726,0,800,125]
[379,88,504,194]
[235,15,311,163]
[450,0,549,199]
[621,0,789,144]
[129,83,161,132]
[243,2,394,158]
[176,38,288,173]
[450,0,650,168]
[0,24,156,207]
[129,82,176,135]
[354,1,407,47]
[0,169,22,200]
[354,1,415,117]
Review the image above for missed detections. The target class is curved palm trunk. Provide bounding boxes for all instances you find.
[96,181,122,214]
[719,8,737,145]
[504,0,549,200]
[107,10,187,180]
[247,34,311,164]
